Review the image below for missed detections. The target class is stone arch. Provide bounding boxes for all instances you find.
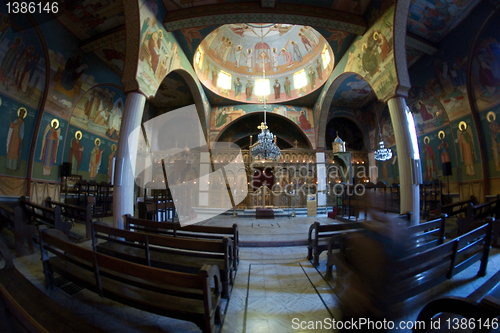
[213,111,313,149]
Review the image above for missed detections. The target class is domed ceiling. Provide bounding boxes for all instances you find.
[194,24,335,104]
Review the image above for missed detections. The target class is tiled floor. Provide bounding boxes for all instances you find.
[2,215,500,333]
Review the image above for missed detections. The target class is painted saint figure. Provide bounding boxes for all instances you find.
[457,122,476,176]
[246,79,253,101]
[271,47,279,71]
[423,137,436,179]
[69,131,84,174]
[40,119,61,176]
[215,107,228,129]
[308,65,316,90]
[108,144,116,182]
[234,45,242,67]
[299,110,311,131]
[234,78,242,99]
[281,48,293,68]
[273,79,281,100]
[291,41,302,62]
[316,59,323,81]
[487,112,500,171]
[89,138,105,180]
[244,49,253,72]
[6,107,26,170]
[284,76,291,98]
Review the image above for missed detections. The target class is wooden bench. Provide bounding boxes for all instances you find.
[308,213,411,268]
[332,218,494,307]
[18,196,72,237]
[457,195,500,236]
[40,228,223,333]
[434,196,476,218]
[414,269,500,333]
[125,214,240,264]
[0,239,107,333]
[92,222,236,299]
[45,197,92,241]
[325,215,447,280]
[307,221,364,267]
[0,203,34,255]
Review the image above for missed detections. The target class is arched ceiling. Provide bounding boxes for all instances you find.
[48,0,483,100]
[216,112,311,149]
[194,23,335,104]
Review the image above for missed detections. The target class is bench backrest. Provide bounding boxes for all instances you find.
[125,214,239,260]
[19,197,70,236]
[40,228,216,298]
[93,222,232,264]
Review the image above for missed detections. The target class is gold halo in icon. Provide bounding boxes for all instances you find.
[459,121,467,131]
[51,119,59,129]
[111,144,117,151]
[158,30,163,39]
[18,107,27,118]
[487,111,496,123]
[75,131,82,139]
[438,131,445,139]
[95,138,101,146]
[424,136,430,144]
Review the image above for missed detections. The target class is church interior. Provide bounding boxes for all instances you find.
[1,0,500,332]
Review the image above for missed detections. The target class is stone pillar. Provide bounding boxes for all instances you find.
[387,97,420,225]
[113,92,147,229]
[316,152,326,206]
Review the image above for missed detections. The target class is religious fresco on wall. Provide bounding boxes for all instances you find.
[470,28,500,112]
[377,146,399,185]
[407,0,481,43]
[330,75,376,109]
[90,37,126,75]
[0,8,46,110]
[138,0,211,125]
[407,86,449,135]
[70,85,125,140]
[344,7,396,101]
[194,24,335,104]
[32,114,67,181]
[64,125,115,182]
[210,104,314,134]
[417,127,457,182]
[56,0,125,40]
[479,107,500,178]
[0,93,38,177]
[39,19,122,121]
[451,115,482,180]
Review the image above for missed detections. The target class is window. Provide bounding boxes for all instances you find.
[321,44,331,70]
[293,69,307,89]
[217,70,231,90]
[255,78,270,96]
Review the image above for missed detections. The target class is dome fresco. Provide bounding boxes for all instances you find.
[194,24,335,104]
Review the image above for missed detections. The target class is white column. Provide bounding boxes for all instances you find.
[113,92,147,229]
[316,152,326,206]
[387,97,420,225]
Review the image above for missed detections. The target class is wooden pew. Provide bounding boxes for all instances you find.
[92,222,235,299]
[18,196,71,237]
[308,213,412,268]
[414,269,500,333]
[307,221,364,267]
[125,214,240,264]
[434,195,476,218]
[45,197,92,241]
[324,215,446,280]
[40,228,223,333]
[0,239,107,333]
[331,218,494,307]
[456,195,500,236]
[0,203,34,255]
